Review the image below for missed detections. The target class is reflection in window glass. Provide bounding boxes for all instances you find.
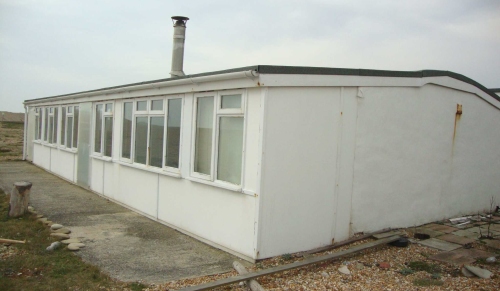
[53,108,58,144]
[122,102,132,159]
[104,117,113,157]
[151,100,163,111]
[94,104,103,153]
[73,106,79,148]
[221,94,241,109]
[66,117,73,148]
[61,107,66,145]
[166,99,182,168]
[217,117,244,184]
[48,115,53,144]
[194,97,214,175]
[149,117,164,167]
[44,108,49,141]
[134,117,148,164]
[137,101,147,111]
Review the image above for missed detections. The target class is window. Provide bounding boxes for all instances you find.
[34,108,42,140]
[192,91,245,185]
[121,97,182,171]
[93,103,113,157]
[61,105,79,149]
[46,107,58,144]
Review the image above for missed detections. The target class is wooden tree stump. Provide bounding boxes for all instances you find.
[9,181,32,218]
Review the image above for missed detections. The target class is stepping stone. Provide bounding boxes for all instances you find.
[414,228,444,238]
[462,267,475,277]
[424,224,457,234]
[373,230,404,239]
[50,233,70,240]
[36,214,44,218]
[482,239,500,250]
[430,248,495,265]
[67,244,80,251]
[37,217,47,223]
[52,228,71,234]
[70,242,85,248]
[28,206,34,211]
[417,238,461,251]
[452,229,480,240]
[437,234,475,245]
[464,265,492,279]
[61,238,81,244]
[51,224,63,230]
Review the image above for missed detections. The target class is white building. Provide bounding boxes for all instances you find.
[22,18,500,262]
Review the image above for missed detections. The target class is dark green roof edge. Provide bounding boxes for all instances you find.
[25,65,499,103]
[490,88,500,92]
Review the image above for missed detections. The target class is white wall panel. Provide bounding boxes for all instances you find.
[351,84,500,232]
[157,177,256,259]
[33,144,50,170]
[258,87,340,258]
[51,149,76,182]
[90,158,104,194]
[117,166,158,217]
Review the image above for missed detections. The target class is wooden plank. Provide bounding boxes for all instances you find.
[177,235,401,291]
[0,238,26,244]
[233,261,266,291]
[303,228,392,255]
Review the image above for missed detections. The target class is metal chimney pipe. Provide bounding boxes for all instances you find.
[170,16,189,78]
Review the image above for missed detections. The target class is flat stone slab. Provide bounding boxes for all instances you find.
[465,265,493,279]
[430,248,495,265]
[423,223,457,233]
[373,230,404,239]
[414,228,444,238]
[437,234,475,245]
[417,238,461,251]
[67,243,81,251]
[452,229,480,239]
[52,228,71,234]
[50,233,70,240]
[61,238,81,244]
[51,224,63,230]
[482,239,500,249]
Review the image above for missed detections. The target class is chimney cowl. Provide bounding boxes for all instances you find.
[170,16,189,78]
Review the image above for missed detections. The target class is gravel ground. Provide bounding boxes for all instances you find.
[144,230,500,291]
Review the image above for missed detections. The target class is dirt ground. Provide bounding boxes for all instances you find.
[0,121,24,161]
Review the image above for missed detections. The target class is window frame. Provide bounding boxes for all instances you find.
[120,95,183,174]
[59,105,78,151]
[92,102,114,158]
[190,89,246,187]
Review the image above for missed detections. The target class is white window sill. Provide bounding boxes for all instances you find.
[91,155,113,162]
[115,160,181,178]
[59,147,78,154]
[185,176,254,196]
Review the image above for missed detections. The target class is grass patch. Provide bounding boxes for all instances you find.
[413,278,444,287]
[0,121,24,129]
[407,261,441,274]
[0,188,144,290]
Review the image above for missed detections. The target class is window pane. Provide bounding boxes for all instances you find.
[61,107,66,145]
[122,102,133,159]
[44,108,48,141]
[66,117,73,148]
[48,116,53,143]
[221,94,242,109]
[104,117,113,157]
[217,117,244,184]
[105,103,113,112]
[151,100,163,111]
[94,104,103,153]
[53,107,58,144]
[194,97,214,175]
[166,98,182,168]
[35,111,39,140]
[37,110,42,140]
[73,106,79,148]
[68,106,73,113]
[149,116,164,167]
[134,117,148,164]
[137,101,147,111]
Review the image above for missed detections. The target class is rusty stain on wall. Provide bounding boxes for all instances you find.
[452,104,462,144]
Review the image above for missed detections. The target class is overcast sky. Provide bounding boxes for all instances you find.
[1,0,499,113]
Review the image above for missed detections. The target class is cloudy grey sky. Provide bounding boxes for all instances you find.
[1,0,499,113]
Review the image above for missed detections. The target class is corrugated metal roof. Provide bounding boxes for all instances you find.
[24,65,500,103]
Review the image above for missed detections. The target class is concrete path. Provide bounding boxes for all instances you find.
[0,161,237,284]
